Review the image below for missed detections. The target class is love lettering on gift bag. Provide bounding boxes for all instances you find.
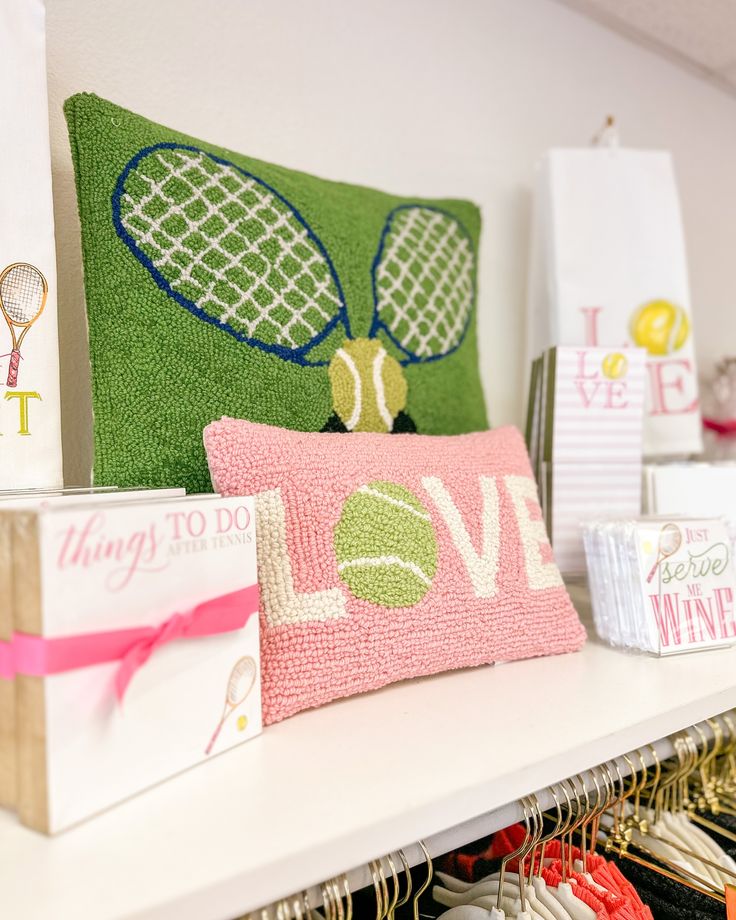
[580,303,698,424]
[527,148,702,457]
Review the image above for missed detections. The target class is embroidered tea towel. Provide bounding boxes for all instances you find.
[527,148,701,458]
[0,0,62,485]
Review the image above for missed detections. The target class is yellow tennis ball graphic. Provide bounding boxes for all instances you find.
[630,300,690,356]
[328,338,407,433]
[334,481,438,607]
[601,352,628,380]
[237,715,248,732]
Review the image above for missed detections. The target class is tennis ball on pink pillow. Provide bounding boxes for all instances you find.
[334,480,437,607]
[328,338,407,432]
[630,299,690,356]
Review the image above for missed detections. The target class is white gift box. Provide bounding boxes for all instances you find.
[0,487,184,810]
[4,494,260,833]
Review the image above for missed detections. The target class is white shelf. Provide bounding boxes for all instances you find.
[2,641,736,920]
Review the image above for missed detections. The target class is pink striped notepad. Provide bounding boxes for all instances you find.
[546,346,646,573]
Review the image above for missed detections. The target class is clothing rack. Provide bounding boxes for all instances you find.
[255,719,720,916]
[3,643,736,919]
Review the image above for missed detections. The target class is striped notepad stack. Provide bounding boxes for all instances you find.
[526,346,647,573]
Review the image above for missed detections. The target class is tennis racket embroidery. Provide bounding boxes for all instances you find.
[205,655,257,756]
[0,263,47,388]
[113,144,475,432]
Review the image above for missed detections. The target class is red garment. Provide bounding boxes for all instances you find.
[550,862,640,920]
[436,824,653,920]
[491,823,529,859]
[435,841,495,883]
[538,863,611,920]
[587,853,651,916]
[435,824,526,882]
[492,827,651,920]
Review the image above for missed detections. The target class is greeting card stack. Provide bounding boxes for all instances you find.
[526,346,646,574]
[0,491,260,833]
[583,517,736,656]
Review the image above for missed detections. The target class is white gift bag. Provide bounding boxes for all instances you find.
[527,148,702,458]
[0,0,62,486]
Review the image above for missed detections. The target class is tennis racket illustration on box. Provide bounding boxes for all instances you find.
[0,263,47,388]
[113,144,476,433]
[205,655,257,756]
[645,522,682,583]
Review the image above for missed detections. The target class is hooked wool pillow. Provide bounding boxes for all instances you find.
[203,418,586,724]
[65,93,488,493]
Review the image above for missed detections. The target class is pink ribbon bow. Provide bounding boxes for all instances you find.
[0,584,259,702]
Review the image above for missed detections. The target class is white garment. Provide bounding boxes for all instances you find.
[435,896,542,920]
[436,906,496,920]
[531,876,574,920]
[433,880,555,920]
[658,812,723,888]
[547,881,596,920]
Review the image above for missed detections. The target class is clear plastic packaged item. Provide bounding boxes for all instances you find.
[582,517,736,656]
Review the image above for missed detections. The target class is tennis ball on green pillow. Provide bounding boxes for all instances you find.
[328,338,407,432]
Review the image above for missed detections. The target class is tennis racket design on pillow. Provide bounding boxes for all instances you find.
[113,144,475,432]
[0,263,48,388]
[205,655,257,756]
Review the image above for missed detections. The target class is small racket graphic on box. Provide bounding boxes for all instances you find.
[114,144,476,433]
[646,522,682,583]
[0,263,47,388]
[205,655,257,756]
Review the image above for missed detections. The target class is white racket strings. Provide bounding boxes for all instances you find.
[0,264,45,324]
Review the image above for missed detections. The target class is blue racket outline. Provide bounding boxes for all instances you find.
[113,143,351,367]
[113,145,476,370]
[369,203,476,366]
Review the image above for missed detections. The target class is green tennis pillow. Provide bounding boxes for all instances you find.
[65,93,488,492]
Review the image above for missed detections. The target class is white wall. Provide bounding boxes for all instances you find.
[46,0,736,484]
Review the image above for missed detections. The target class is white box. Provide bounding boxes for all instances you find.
[11,494,260,833]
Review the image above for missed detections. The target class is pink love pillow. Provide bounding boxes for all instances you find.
[204,419,586,724]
